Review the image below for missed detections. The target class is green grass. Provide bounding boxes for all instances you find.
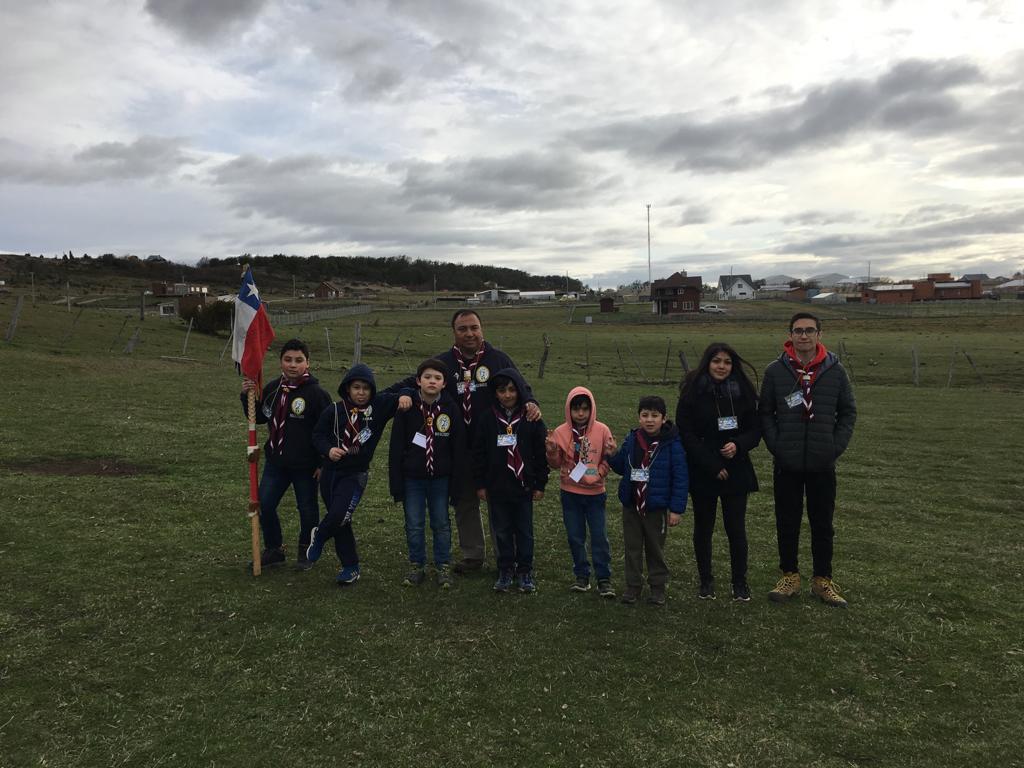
[1,298,1022,767]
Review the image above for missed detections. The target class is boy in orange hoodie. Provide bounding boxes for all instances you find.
[545,387,617,597]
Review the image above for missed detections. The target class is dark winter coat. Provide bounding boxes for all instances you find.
[676,375,760,497]
[471,368,549,498]
[241,374,332,470]
[388,390,466,502]
[759,350,857,472]
[312,364,406,477]
[608,423,689,514]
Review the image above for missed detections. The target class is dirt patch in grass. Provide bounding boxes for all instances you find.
[0,457,154,477]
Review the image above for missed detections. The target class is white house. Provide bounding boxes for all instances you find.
[718,274,755,300]
[475,288,520,303]
[519,291,556,302]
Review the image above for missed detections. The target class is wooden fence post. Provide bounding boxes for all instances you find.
[585,332,591,382]
[124,327,141,354]
[538,333,552,379]
[4,295,24,343]
[678,349,690,375]
[961,350,983,384]
[325,327,333,364]
[60,307,84,348]
[181,316,194,356]
[661,339,672,384]
[911,346,919,387]
[353,321,362,364]
[626,342,644,379]
[946,345,957,388]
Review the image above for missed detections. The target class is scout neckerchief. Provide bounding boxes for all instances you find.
[783,340,827,422]
[571,424,588,465]
[633,429,660,516]
[420,399,442,476]
[335,397,368,453]
[453,345,485,425]
[269,372,310,455]
[494,406,525,486]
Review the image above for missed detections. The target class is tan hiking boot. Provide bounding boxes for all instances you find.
[768,571,802,602]
[811,576,848,608]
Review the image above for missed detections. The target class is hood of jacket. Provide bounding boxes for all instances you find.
[338,363,377,400]
[564,386,597,431]
[487,366,530,412]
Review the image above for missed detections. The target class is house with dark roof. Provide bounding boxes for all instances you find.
[718,274,755,300]
[652,271,702,314]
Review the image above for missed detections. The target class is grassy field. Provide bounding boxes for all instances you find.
[1,297,1022,767]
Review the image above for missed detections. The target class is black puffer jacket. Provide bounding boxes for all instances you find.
[759,350,856,472]
[676,375,760,496]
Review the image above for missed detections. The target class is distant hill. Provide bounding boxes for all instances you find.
[759,274,797,285]
[809,272,850,286]
[0,252,584,299]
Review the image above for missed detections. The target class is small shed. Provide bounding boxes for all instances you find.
[599,296,617,313]
[314,281,345,300]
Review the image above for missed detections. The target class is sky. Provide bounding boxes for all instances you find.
[1,0,1023,287]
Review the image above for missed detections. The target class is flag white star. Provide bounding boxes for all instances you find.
[246,281,260,301]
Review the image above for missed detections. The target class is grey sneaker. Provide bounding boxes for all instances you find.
[402,566,426,586]
[436,564,453,589]
[698,578,716,600]
[597,579,615,598]
[570,576,591,593]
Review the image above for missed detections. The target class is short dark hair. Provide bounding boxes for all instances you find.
[638,395,667,415]
[569,393,591,410]
[491,374,515,390]
[280,338,310,359]
[789,312,820,332]
[451,309,481,328]
[416,357,449,380]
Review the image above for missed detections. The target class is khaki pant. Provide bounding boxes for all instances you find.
[622,506,669,588]
[454,467,487,561]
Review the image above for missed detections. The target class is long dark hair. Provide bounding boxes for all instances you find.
[679,342,758,403]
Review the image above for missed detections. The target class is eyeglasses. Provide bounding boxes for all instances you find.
[790,327,819,336]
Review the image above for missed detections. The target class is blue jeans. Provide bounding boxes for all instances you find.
[560,491,611,580]
[317,470,368,567]
[257,460,319,550]
[403,476,452,566]
[488,494,534,573]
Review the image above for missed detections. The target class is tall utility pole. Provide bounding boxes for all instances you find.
[647,203,654,312]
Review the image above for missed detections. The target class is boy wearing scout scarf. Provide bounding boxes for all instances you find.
[240,339,332,570]
[388,358,466,589]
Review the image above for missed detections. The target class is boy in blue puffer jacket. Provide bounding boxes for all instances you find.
[608,395,688,606]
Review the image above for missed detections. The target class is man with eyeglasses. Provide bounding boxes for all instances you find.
[760,312,857,607]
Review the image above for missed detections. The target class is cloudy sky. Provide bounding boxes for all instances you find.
[2,0,1023,286]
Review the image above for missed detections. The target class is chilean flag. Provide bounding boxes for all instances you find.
[232,267,276,384]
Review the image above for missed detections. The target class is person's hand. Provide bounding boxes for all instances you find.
[328,447,347,461]
[544,433,558,455]
[717,468,729,481]
[476,488,487,501]
[397,395,413,411]
[241,377,257,394]
[525,401,542,422]
[532,490,544,501]
[719,442,737,459]
[604,436,617,456]
[668,512,682,527]
[313,468,322,481]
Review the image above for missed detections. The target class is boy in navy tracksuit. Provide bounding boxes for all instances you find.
[240,339,332,570]
[388,358,465,588]
[307,364,411,585]
[472,368,549,593]
[608,395,689,606]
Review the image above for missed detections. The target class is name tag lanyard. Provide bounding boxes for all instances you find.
[715,386,739,432]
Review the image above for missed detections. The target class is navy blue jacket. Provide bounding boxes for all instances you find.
[313,364,405,478]
[388,390,466,502]
[241,374,332,470]
[608,423,689,514]
[471,368,549,498]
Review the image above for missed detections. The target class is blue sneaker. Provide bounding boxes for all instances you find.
[518,571,537,594]
[493,570,513,592]
[306,526,325,563]
[336,565,361,585]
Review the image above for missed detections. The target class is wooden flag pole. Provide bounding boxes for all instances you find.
[247,388,262,576]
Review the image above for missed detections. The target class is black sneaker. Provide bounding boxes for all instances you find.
[402,566,426,586]
[518,571,537,594]
[597,579,616,599]
[647,584,666,606]
[493,570,513,592]
[698,578,716,600]
[732,582,752,602]
[250,547,286,568]
[294,554,314,572]
[454,558,484,574]
[620,585,641,605]
[570,576,591,593]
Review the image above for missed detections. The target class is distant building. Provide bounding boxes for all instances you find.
[314,280,346,300]
[809,291,847,304]
[758,285,807,301]
[862,284,914,304]
[519,290,556,302]
[475,288,520,303]
[652,271,702,314]
[152,281,208,297]
[599,296,617,313]
[863,273,982,303]
[718,274,755,300]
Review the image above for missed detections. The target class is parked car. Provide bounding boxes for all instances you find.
[700,304,728,313]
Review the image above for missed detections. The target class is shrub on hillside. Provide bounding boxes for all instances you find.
[180,299,233,335]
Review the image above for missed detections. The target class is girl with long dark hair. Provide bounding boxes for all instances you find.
[675,342,761,601]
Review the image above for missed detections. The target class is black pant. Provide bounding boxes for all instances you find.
[488,493,534,573]
[317,471,368,568]
[773,466,836,578]
[691,492,748,585]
